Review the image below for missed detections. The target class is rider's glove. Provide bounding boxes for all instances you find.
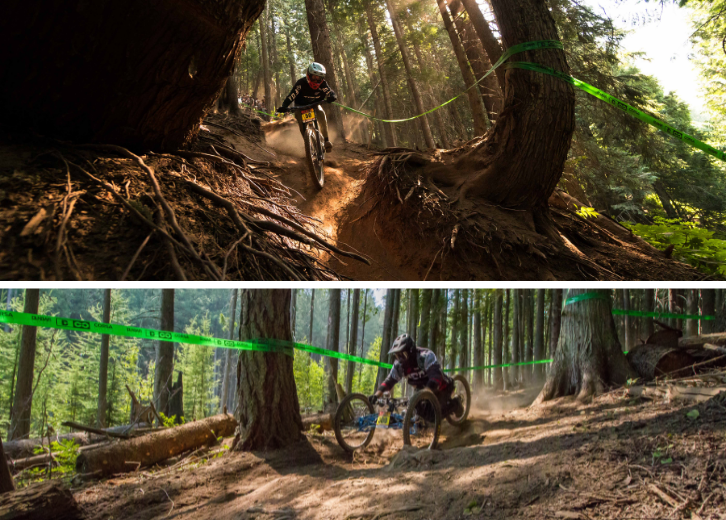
[325,95,337,104]
[276,106,288,113]
[368,394,378,407]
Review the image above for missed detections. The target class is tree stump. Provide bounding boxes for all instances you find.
[0,481,83,520]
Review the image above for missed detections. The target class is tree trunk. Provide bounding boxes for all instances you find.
[0,0,263,150]
[536,289,637,403]
[9,289,40,441]
[309,289,315,345]
[291,288,297,340]
[487,295,493,385]
[377,290,396,388]
[534,289,545,382]
[304,0,344,138]
[436,0,489,136]
[493,289,503,390]
[325,289,341,410]
[448,0,502,122]
[0,481,83,519]
[0,436,14,494]
[459,0,505,88]
[235,290,303,450]
[345,290,360,394]
[226,61,242,116]
[153,289,175,420]
[502,289,510,389]
[366,0,397,147]
[653,181,679,219]
[384,0,436,149]
[549,289,562,356]
[512,289,520,385]
[701,290,716,335]
[473,291,483,389]
[220,289,238,413]
[686,289,699,337]
[285,26,297,88]
[430,289,441,355]
[459,290,469,375]
[449,290,460,370]
[96,289,112,428]
[439,290,449,363]
[418,290,432,348]
[259,5,272,120]
[644,289,655,337]
[77,414,236,476]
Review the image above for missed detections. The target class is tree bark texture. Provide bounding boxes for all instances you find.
[285,26,297,88]
[701,290,716,334]
[537,289,637,403]
[154,289,175,418]
[493,290,503,390]
[0,436,14,494]
[259,5,272,120]
[644,289,655,337]
[345,289,360,395]
[0,0,264,150]
[9,289,40,441]
[511,289,520,385]
[304,0,344,138]
[97,289,112,428]
[430,289,441,356]
[77,414,236,476]
[534,289,545,381]
[459,0,505,87]
[0,481,83,520]
[451,0,575,209]
[325,289,341,409]
[220,289,238,413]
[366,0,397,147]
[377,290,396,388]
[418,290,432,348]
[549,289,562,357]
[235,289,303,451]
[686,290,699,337]
[473,293,483,389]
[459,289,469,373]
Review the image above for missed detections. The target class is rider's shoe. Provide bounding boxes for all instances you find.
[325,139,333,153]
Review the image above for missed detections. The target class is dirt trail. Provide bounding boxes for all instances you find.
[76,386,726,520]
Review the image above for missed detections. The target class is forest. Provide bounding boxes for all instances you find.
[0,0,724,280]
[1,288,725,519]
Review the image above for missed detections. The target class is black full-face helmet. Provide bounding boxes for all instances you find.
[389,334,416,363]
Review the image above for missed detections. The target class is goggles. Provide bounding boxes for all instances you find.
[309,74,324,83]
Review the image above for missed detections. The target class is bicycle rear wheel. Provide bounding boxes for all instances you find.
[334,393,376,453]
[402,388,441,450]
[446,374,471,426]
[304,125,324,189]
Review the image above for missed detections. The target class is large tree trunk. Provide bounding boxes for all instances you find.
[304,0,345,138]
[325,289,341,410]
[377,290,396,388]
[473,291,483,389]
[459,289,469,375]
[385,0,436,149]
[285,26,297,88]
[96,289,112,428]
[459,0,505,88]
[0,481,83,519]
[536,289,637,403]
[309,289,315,344]
[644,289,655,337]
[259,5,272,120]
[9,289,40,441]
[418,290,432,348]
[534,289,545,382]
[345,290,360,394]
[0,0,263,150]
[445,0,574,210]
[701,290,716,335]
[511,289,520,386]
[154,289,175,419]
[430,289,441,355]
[366,1,397,147]
[77,414,236,476]
[235,290,303,451]
[220,289,238,413]
[686,290,699,337]
[0,436,14,494]
[436,0,489,136]
[493,290,503,390]
[549,289,562,356]
[449,290,460,370]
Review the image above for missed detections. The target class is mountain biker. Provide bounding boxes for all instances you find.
[369,334,464,420]
[276,62,337,152]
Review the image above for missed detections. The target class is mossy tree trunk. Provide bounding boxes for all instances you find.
[536,289,637,403]
[235,290,303,451]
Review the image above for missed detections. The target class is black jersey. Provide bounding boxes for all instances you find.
[378,348,450,393]
[281,77,336,108]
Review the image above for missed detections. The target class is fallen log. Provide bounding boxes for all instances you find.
[61,421,130,439]
[75,413,236,477]
[301,413,333,432]
[626,344,695,381]
[9,453,58,473]
[679,332,726,350]
[0,480,83,520]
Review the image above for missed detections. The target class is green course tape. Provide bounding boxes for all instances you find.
[333,39,564,123]
[242,103,283,120]
[611,309,714,321]
[564,291,610,306]
[503,61,725,163]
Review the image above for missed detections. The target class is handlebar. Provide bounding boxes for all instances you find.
[279,99,335,113]
[370,395,408,408]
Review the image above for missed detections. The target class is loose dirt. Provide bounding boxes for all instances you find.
[75,385,726,520]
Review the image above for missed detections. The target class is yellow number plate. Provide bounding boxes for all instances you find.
[301,109,316,122]
[376,412,390,428]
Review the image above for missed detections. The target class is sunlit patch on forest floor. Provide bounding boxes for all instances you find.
[75,386,726,520]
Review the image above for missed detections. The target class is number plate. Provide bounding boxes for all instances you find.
[376,411,391,429]
[301,109,316,122]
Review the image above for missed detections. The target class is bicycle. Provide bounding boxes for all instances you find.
[333,375,471,453]
[286,102,326,189]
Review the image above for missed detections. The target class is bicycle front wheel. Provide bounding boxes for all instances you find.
[403,388,441,450]
[304,126,324,189]
[334,393,376,453]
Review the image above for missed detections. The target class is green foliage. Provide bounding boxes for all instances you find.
[576,206,600,219]
[176,314,219,421]
[293,343,326,413]
[158,412,184,428]
[624,217,726,275]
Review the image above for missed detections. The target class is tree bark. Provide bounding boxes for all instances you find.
[235,289,303,451]
[449,290,460,370]
[77,414,236,476]
[549,289,562,357]
[259,6,272,120]
[436,0,489,136]
[459,0,505,87]
[0,0,264,150]
[686,289,699,337]
[644,289,656,337]
[621,289,631,350]
[0,481,83,519]
[366,0,397,147]
[534,289,545,382]
[459,289,469,374]
[493,289,503,390]
[220,289,238,413]
[304,0,345,138]
[9,289,40,441]
[377,290,396,388]
[0,436,14,494]
[285,25,297,88]
[309,289,315,344]
[418,290,432,348]
[536,289,637,403]
[325,289,341,410]
[153,289,175,420]
[345,290,360,394]
[701,290,716,335]
[473,291,483,389]
[430,289,441,355]
[96,289,112,428]
[512,289,520,385]
[502,289,510,389]
[384,0,436,148]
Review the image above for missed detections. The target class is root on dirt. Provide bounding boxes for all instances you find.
[0,112,368,280]
[353,142,712,281]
